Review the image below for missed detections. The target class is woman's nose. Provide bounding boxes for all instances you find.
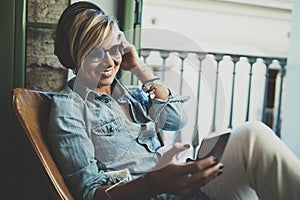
[103,52,114,67]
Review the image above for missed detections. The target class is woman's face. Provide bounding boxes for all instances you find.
[78,30,122,90]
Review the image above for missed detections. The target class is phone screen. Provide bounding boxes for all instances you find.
[197,131,231,161]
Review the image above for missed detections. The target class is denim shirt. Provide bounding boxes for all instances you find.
[47,78,188,200]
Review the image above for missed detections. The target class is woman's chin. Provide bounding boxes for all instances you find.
[98,76,115,86]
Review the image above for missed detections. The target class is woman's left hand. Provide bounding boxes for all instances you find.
[119,31,141,71]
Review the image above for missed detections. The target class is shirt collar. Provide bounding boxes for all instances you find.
[68,77,130,101]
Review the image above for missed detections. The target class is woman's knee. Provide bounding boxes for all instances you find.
[229,121,281,159]
[232,121,276,141]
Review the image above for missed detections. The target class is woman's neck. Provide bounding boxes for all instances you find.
[95,85,112,96]
[74,76,112,96]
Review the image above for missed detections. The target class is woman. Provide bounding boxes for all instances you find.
[47,1,300,200]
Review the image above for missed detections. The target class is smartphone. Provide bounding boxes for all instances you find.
[196,131,231,161]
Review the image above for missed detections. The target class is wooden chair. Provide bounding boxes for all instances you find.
[12,88,74,200]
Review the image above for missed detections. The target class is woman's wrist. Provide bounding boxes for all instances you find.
[130,61,158,84]
[130,60,170,99]
[96,174,156,200]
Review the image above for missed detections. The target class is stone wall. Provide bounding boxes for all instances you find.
[27,0,69,23]
[26,0,69,91]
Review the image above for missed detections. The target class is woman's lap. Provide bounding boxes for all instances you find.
[201,121,300,200]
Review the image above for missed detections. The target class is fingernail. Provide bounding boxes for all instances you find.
[183,144,191,148]
[219,165,224,170]
[217,171,223,176]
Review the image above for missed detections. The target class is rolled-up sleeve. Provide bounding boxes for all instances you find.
[149,89,189,131]
[47,94,109,200]
[130,87,189,131]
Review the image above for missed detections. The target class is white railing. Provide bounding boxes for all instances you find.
[136,48,286,157]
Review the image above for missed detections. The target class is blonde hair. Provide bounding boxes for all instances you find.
[54,1,119,70]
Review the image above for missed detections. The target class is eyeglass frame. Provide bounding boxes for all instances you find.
[86,44,123,63]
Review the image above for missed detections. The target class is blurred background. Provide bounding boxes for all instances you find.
[1,0,299,199]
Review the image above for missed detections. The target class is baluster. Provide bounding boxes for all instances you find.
[130,72,138,85]
[191,53,206,159]
[210,54,223,133]
[261,58,272,122]
[173,52,188,148]
[159,51,169,82]
[141,49,150,64]
[273,59,287,137]
[178,52,188,95]
[156,50,169,143]
[228,56,239,129]
[245,57,256,121]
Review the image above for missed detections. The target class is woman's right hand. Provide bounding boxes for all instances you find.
[118,31,140,71]
[148,156,223,197]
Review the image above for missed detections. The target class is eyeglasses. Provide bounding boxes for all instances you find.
[86,44,123,63]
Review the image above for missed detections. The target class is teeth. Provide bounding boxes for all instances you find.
[104,70,112,75]
[98,69,113,75]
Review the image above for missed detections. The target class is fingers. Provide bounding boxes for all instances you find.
[118,32,139,70]
[179,156,217,175]
[152,143,190,171]
[118,31,136,55]
[174,158,224,196]
[148,157,224,197]
[188,162,223,186]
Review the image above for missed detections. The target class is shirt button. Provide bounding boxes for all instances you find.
[104,99,109,103]
[109,127,115,132]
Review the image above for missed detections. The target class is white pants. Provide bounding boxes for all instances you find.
[202,121,300,200]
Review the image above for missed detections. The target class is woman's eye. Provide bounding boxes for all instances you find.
[109,45,121,55]
[87,48,105,60]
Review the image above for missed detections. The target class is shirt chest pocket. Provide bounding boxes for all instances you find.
[92,119,121,136]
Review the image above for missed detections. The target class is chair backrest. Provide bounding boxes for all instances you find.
[12,88,74,200]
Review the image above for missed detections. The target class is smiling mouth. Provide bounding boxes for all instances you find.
[97,69,114,77]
